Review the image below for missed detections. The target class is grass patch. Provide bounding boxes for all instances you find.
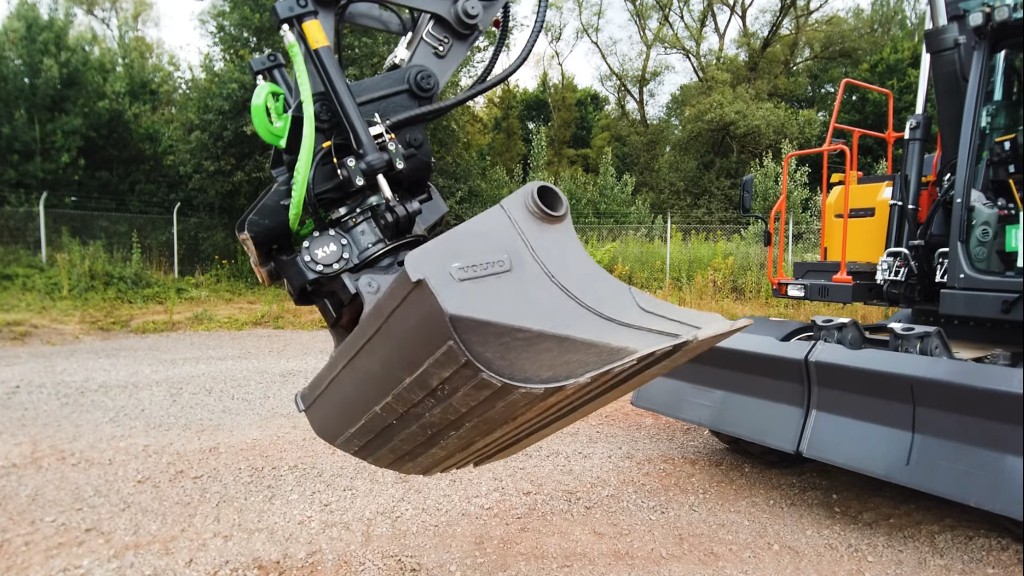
[0,239,322,344]
[1,230,893,345]
[582,229,893,325]
[0,287,325,344]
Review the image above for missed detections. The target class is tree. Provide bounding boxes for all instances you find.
[0,0,180,211]
[655,68,821,216]
[747,139,818,231]
[164,0,281,222]
[70,0,185,211]
[0,0,94,207]
[484,85,527,180]
[539,0,584,81]
[574,0,671,125]
[529,125,654,224]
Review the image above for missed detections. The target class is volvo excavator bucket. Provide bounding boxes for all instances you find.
[295,182,750,475]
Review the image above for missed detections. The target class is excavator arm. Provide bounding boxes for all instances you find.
[238,0,749,475]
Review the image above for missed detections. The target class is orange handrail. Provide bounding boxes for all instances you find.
[818,79,904,261]
[768,144,853,288]
[767,77,908,290]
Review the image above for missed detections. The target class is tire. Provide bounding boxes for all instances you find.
[709,430,806,467]
[997,517,1023,541]
[709,430,742,448]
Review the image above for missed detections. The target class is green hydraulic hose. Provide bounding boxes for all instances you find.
[284,26,316,234]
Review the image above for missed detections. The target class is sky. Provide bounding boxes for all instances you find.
[1,0,895,97]
[152,0,208,66]
[146,0,596,86]
[0,0,598,87]
[140,0,877,90]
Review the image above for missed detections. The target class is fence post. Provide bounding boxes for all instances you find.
[39,190,48,265]
[788,211,794,273]
[665,211,671,288]
[173,201,181,278]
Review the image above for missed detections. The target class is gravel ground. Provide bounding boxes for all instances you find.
[1,330,1021,576]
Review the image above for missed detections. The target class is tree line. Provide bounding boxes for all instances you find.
[0,0,926,230]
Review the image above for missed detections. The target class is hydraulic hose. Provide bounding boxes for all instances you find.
[284,25,317,234]
[473,2,512,86]
[385,0,548,130]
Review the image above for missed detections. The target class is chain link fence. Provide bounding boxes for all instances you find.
[0,206,241,276]
[1,204,820,296]
[574,213,820,296]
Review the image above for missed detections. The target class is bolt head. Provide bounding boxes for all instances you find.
[304,255,312,262]
[332,263,340,270]
[340,238,348,245]
[396,161,405,169]
[312,231,320,237]
[387,142,396,151]
[343,252,350,259]
[328,229,335,236]
[316,264,324,272]
[302,241,310,248]
[355,178,365,186]
[346,158,356,167]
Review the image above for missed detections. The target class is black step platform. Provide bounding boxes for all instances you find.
[775,261,884,304]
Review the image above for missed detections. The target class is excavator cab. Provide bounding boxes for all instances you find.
[960,37,1023,276]
[237,0,748,474]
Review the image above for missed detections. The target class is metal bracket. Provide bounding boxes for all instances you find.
[811,316,867,350]
[886,323,954,358]
[385,140,406,171]
[368,114,406,172]
[876,247,918,283]
[422,20,451,55]
[383,32,414,70]
[342,156,366,188]
[934,248,949,283]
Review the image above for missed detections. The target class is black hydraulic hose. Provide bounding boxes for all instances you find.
[472,2,512,86]
[305,146,334,229]
[899,114,932,248]
[385,0,549,130]
[915,158,957,242]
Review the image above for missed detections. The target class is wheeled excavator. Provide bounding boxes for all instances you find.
[239,0,1021,526]
[238,0,748,476]
[632,0,1023,524]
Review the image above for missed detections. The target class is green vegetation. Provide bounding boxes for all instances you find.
[0,0,927,219]
[0,223,888,344]
[0,237,323,342]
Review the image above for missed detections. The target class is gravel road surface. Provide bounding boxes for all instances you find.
[1,330,1021,576]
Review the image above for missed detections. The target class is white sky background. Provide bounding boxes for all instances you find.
[152,0,893,108]
[0,0,591,81]
[2,0,898,104]
[141,0,600,87]
[152,0,208,66]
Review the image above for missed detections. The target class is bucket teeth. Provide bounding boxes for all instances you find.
[295,181,751,474]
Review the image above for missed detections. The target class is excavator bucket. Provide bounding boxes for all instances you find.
[295,181,751,475]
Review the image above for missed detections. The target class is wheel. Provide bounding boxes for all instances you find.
[709,430,742,448]
[708,429,806,467]
[997,517,1023,541]
[734,438,806,467]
